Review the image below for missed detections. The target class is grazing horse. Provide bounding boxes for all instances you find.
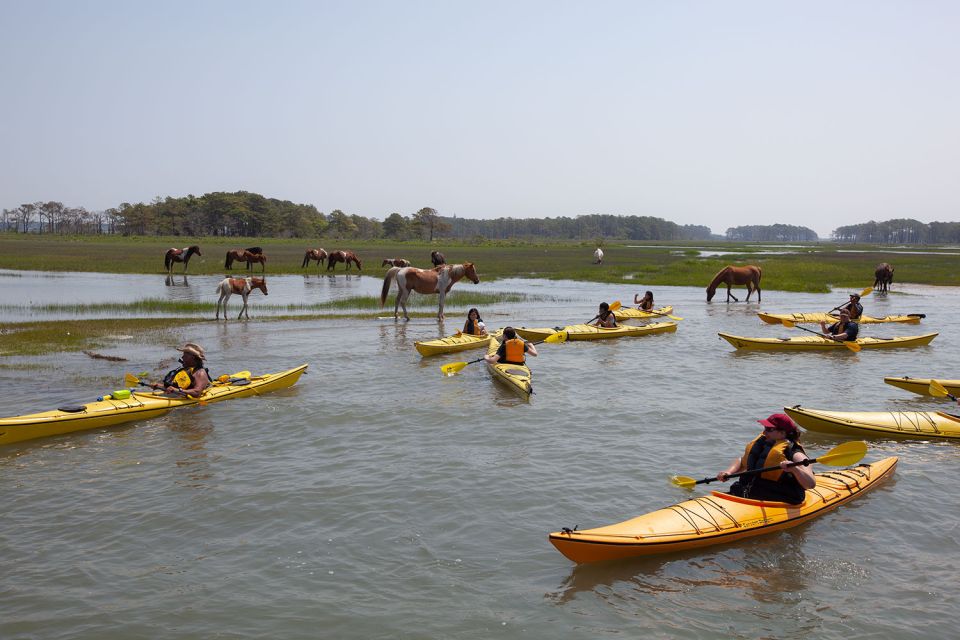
[215,276,268,320]
[225,249,266,271]
[164,245,201,274]
[593,247,604,264]
[381,258,411,268]
[327,250,362,271]
[430,251,446,267]
[380,262,480,321]
[302,248,328,269]
[706,265,762,302]
[874,263,894,294]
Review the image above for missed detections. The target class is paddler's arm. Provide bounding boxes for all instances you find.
[782,451,817,489]
[178,369,211,398]
[717,457,743,482]
[525,341,538,357]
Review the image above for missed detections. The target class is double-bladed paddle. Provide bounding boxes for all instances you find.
[827,286,873,313]
[779,318,862,352]
[669,440,868,489]
[929,379,958,402]
[634,307,684,321]
[440,330,568,376]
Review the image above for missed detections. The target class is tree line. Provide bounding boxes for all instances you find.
[725,224,819,242]
[832,218,960,244]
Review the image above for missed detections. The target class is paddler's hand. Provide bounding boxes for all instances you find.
[717,471,729,482]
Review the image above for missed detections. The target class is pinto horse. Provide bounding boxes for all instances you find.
[164,245,201,274]
[874,263,894,293]
[706,265,762,302]
[380,262,480,321]
[593,247,604,264]
[302,248,328,269]
[225,249,266,271]
[381,258,410,268]
[215,276,268,320]
[430,251,446,267]
[327,250,362,271]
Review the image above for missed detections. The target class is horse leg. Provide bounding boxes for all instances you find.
[399,289,411,321]
[238,294,247,320]
[437,290,446,322]
[216,291,228,320]
[726,285,739,303]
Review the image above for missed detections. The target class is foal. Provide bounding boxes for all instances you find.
[215,276,268,320]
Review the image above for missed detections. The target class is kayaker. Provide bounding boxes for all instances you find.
[593,302,618,328]
[462,308,487,336]
[840,293,864,320]
[820,309,859,342]
[485,327,537,365]
[716,413,816,504]
[153,342,211,397]
[634,291,655,311]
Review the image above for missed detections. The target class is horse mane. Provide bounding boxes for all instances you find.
[706,266,730,294]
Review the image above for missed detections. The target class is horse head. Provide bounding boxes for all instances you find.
[188,245,202,257]
[382,259,391,267]
[463,262,480,284]
[251,277,268,295]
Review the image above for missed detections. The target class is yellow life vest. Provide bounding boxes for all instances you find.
[504,338,526,363]
[741,436,794,482]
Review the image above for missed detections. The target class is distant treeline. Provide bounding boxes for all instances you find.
[832,218,960,244]
[725,224,818,242]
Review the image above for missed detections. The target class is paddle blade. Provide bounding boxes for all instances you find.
[929,379,950,398]
[667,313,684,321]
[781,319,797,328]
[860,286,874,297]
[124,373,142,386]
[669,475,697,489]
[231,370,251,379]
[843,341,862,352]
[610,300,622,311]
[816,440,867,466]
[544,330,568,344]
[440,361,469,376]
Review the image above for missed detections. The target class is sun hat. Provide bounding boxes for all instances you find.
[849,293,861,299]
[176,342,206,360]
[757,413,798,433]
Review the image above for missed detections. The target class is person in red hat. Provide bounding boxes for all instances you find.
[715,413,816,504]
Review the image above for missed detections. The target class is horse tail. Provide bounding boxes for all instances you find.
[380,267,401,307]
[225,252,232,269]
[754,265,762,282]
[164,251,172,270]
[302,251,310,268]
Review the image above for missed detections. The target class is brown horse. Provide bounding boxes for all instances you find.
[302,248,328,268]
[380,262,480,321]
[706,265,762,302]
[164,245,201,274]
[327,250,362,271]
[381,258,410,268]
[430,251,446,267]
[215,276,268,320]
[874,263,894,293]
[226,249,266,271]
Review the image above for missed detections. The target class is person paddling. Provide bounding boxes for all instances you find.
[820,309,859,342]
[840,293,864,320]
[485,327,537,365]
[462,308,487,336]
[716,413,816,504]
[152,342,211,398]
[634,291,655,311]
[593,302,618,328]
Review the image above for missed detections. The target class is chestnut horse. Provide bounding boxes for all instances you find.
[430,251,446,267]
[874,263,894,293]
[225,249,266,271]
[380,262,480,321]
[164,245,201,274]
[302,248,328,268]
[327,250,362,271]
[215,276,268,320]
[382,258,410,268]
[706,265,762,302]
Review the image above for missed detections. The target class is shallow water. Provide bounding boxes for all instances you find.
[1,275,958,639]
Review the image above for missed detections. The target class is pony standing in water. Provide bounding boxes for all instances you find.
[874,263,894,293]
[380,262,480,321]
[327,250,362,271]
[164,245,201,274]
[302,248,328,269]
[382,258,410,268]
[215,276,268,320]
[594,248,604,264]
[706,265,762,302]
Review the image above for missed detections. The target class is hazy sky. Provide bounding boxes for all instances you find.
[2,1,958,237]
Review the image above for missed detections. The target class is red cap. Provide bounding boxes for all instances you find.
[758,413,798,433]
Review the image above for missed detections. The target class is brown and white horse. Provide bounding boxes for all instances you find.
[430,250,446,267]
[164,245,201,274]
[225,248,266,271]
[215,276,268,320]
[327,250,362,271]
[380,262,480,321]
[302,248,328,269]
[706,265,762,302]
[874,263,894,294]
[381,258,410,268]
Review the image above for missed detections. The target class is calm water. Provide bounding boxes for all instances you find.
[1,274,958,639]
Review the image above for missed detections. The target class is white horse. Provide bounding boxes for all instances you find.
[215,276,268,320]
[594,247,604,264]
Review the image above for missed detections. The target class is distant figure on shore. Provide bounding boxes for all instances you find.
[593,248,604,264]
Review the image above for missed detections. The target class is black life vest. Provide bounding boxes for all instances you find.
[162,365,211,389]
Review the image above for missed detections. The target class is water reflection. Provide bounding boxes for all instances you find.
[167,411,216,488]
[164,274,190,287]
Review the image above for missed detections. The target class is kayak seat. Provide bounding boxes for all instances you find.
[59,405,87,413]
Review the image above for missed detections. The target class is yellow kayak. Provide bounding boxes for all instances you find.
[718,332,938,351]
[0,365,308,446]
[884,376,960,398]
[785,405,960,440]
[613,305,674,321]
[517,322,677,342]
[485,337,532,399]
[415,330,500,357]
[758,311,924,325]
[549,457,897,563]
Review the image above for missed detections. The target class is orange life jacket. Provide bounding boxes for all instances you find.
[504,338,526,363]
[740,436,797,482]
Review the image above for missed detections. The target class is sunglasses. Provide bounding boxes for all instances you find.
[763,426,785,432]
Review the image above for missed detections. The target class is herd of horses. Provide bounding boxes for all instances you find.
[164,243,897,320]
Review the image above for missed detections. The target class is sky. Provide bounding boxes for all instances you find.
[1,1,958,238]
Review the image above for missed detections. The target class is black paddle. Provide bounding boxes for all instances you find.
[586,300,621,325]
[827,286,873,313]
